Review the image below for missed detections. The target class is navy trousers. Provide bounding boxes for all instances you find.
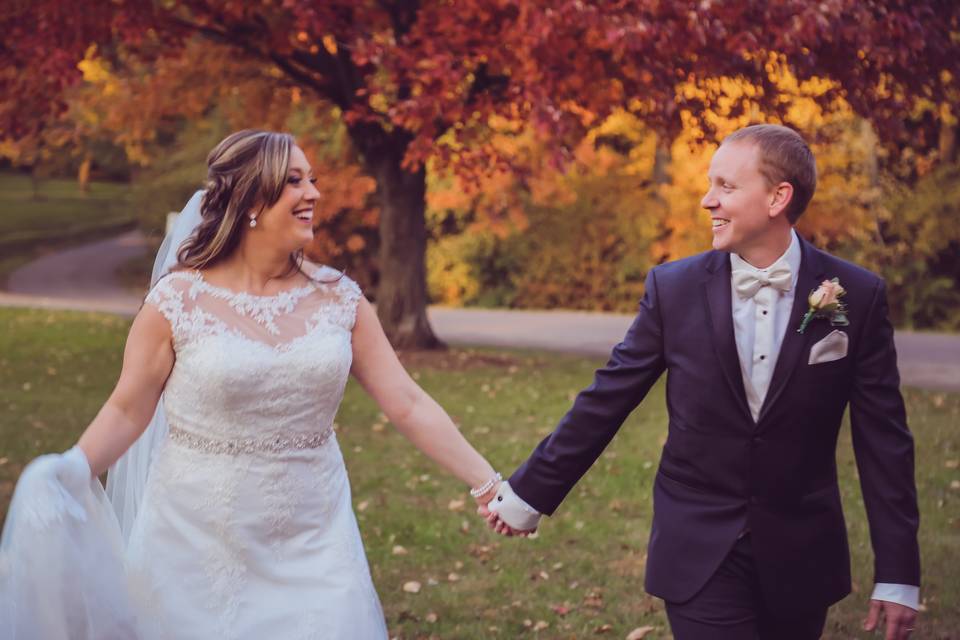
[664,535,828,640]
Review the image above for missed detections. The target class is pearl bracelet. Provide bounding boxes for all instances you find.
[469,472,502,498]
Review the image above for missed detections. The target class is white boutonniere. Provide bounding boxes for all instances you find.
[798,277,849,334]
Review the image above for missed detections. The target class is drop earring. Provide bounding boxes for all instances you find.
[249,216,257,228]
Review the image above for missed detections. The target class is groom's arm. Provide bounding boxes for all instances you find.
[849,278,921,609]
[496,268,667,526]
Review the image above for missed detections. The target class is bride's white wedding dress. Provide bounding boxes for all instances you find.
[1,263,388,640]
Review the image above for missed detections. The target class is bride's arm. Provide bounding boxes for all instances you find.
[76,305,175,477]
[349,297,498,499]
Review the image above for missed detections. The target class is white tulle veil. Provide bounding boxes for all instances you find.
[105,189,205,540]
[0,193,205,638]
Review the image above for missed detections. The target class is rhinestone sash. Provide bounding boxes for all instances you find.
[168,425,334,455]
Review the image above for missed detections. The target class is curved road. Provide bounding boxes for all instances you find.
[2,231,958,392]
[4,229,150,315]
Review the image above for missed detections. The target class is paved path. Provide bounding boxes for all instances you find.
[5,229,149,314]
[2,231,958,392]
[429,308,960,392]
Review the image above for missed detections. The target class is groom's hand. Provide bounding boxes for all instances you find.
[477,504,536,537]
[480,510,535,537]
[863,599,917,639]
[475,492,535,537]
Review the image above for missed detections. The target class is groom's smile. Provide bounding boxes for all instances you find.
[701,140,792,266]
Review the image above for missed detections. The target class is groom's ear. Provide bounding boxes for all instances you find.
[768,181,794,219]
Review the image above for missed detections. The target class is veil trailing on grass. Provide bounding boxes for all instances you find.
[106,189,205,539]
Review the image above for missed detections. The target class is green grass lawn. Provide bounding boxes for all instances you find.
[1,307,957,639]
[0,172,137,283]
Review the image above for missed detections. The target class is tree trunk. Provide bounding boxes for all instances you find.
[861,119,879,187]
[860,119,886,247]
[939,116,957,165]
[30,168,41,201]
[652,138,672,188]
[78,153,92,193]
[359,130,443,350]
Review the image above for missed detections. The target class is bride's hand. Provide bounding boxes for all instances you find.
[472,480,500,511]
[57,446,93,495]
[474,481,536,537]
[483,511,536,537]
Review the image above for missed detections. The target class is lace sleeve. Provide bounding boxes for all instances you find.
[337,274,363,331]
[144,274,187,339]
[303,263,363,331]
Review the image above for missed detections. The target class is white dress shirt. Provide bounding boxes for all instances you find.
[730,230,800,421]
[492,230,918,610]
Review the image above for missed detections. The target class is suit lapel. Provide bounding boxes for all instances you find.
[702,252,754,425]
[757,236,826,424]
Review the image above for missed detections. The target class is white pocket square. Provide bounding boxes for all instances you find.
[808,329,848,365]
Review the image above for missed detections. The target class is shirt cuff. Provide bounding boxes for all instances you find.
[488,481,542,531]
[871,583,920,611]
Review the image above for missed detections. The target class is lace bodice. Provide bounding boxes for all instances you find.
[144,263,362,445]
[1,262,386,640]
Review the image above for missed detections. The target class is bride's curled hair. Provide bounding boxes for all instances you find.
[177,129,296,270]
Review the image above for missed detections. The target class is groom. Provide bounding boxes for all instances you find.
[486,125,920,639]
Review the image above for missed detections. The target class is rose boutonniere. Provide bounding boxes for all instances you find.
[797,277,849,334]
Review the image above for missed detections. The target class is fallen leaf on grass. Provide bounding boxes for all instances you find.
[583,590,604,609]
[626,626,657,640]
[402,581,421,594]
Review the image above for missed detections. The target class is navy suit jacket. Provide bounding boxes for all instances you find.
[509,236,920,614]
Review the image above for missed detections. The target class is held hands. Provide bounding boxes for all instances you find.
[864,599,917,640]
[474,481,537,538]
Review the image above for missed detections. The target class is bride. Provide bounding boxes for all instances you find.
[0,130,504,639]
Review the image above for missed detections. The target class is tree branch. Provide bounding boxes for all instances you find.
[163,13,353,109]
[376,0,421,40]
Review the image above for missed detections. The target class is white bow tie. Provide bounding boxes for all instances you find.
[732,263,792,299]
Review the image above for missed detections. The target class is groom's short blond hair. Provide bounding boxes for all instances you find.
[723,124,817,224]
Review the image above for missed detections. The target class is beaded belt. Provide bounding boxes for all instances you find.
[168,425,334,455]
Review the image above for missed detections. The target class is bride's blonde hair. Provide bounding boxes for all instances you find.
[177,129,296,270]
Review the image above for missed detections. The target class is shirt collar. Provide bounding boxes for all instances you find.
[729,229,801,291]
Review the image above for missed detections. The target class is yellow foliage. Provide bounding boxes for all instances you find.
[322,34,338,55]
[425,66,907,312]
[76,47,119,97]
[427,235,483,306]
